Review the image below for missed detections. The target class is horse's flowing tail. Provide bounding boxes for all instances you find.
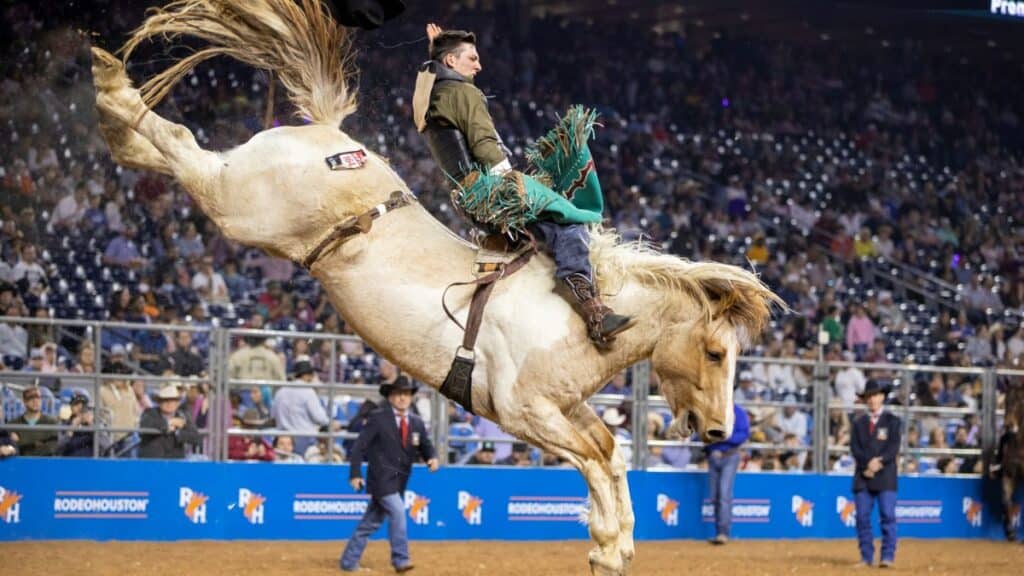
[120,0,356,126]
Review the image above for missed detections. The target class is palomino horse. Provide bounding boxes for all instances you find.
[89,1,781,573]
[998,382,1024,541]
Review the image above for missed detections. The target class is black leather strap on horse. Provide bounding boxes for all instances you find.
[440,247,535,413]
[301,191,414,269]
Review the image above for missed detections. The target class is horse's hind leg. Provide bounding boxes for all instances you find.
[1003,476,1018,541]
[91,48,221,193]
[501,400,624,576]
[569,404,635,573]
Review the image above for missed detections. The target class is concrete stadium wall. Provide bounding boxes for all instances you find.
[0,459,1019,541]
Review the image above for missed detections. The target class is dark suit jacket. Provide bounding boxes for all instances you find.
[138,408,202,459]
[850,411,901,492]
[348,404,435,499]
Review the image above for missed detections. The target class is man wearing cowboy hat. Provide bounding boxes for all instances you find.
[139,384,201,459]
[340,376,438,573]
[850,379,902,568]
[271,355,337,455]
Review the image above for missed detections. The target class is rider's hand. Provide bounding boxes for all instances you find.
[426,23,443,45]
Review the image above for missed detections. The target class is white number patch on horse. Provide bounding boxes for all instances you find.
[326,149,368,170]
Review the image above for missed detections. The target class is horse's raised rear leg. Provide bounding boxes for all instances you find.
[91,47,222,200]
[500,399,624,576]
[569,404,635,574]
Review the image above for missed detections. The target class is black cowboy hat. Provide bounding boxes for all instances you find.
[328,0,405,30]
[379,375,418,398]
[292,358,316,378]
[858,379,889,399]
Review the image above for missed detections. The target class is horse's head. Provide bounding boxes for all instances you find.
[652,314,743,444]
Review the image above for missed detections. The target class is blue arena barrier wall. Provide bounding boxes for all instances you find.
[0,459,1020,541]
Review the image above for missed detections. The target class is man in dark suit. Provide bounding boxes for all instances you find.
[850,379,901,568]
[138,384,202,459]
[340,376,438,573]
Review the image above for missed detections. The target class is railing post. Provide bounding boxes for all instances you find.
[631,360,651,470]
[433,391,449,466]
[981,368,997,470]
[92,320,103,458]
[327,338,338,464]
[212,327,228,462]
[812,354,830,473]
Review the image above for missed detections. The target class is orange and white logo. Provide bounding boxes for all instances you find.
[962,497,983,527]
[792,495,814,527]
[457,491,483,525]
[179,487,208,524]
[0,486,22,524]
[404,490,430,525]
[657,494,679,526]
[836,496,857,528]
[239,488,266,525]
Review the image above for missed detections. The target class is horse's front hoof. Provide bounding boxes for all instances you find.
[589,549,624,576]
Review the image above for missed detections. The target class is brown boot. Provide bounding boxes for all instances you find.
[563,273,635,346]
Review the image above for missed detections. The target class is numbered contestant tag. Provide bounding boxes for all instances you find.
[326,149,367,170]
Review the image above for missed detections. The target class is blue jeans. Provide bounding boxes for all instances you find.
[528,221,592,280]
[340,492,409,570]
[854,490,897,564]
[708,449,740,537]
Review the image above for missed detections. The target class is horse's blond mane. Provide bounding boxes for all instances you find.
[589,228,785,344]
[120,0,356,126]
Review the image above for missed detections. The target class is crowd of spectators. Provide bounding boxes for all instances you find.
[2,1,1022,472]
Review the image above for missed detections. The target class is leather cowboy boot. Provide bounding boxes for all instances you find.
[563,272,635,346]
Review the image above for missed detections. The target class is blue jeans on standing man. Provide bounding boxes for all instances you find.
[854,489,897,564]
[340,492,409,571]
[708,449,741,538]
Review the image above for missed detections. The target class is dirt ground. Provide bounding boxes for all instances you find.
[2,539,1022,576]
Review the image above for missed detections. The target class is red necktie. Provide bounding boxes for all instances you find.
[400,416,408,448]
[869,419,876,436]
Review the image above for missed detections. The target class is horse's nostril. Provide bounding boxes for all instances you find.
[705,429,726,442]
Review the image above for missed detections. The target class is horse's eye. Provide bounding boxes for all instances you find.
[706,351,723,363]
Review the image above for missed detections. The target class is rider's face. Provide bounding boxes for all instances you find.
[446,44,481,79]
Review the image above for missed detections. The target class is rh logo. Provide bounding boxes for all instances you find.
[0,486,22,524]
[836,496,857,528]
[179,487,208,524]
[239,488,266,525]
[962,498,983,527]
[792,495,814,527]
[458,491,483,525]
[656,494,679,526]
[404,491,430,525]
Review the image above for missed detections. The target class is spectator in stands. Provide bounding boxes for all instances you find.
[304,426,345,464]
[246,386,273,426]
[770,394,809,444]
[734,370,761,404]
[11,244,45,292]
[103,223,146,269]
[227,414,274,462]
[175,221,205,262]
[139,384,202,459]
[50,182,87,231]
[11,387,58,456]
[466,441,497,465]
[602,405,633,466]
[58,392,98,457]
[272,435,304,463]
[170,330,205,377]
[705,402,750,545]
[834,350,866,405]
[0,429,17,458]
[846,304,876,360]
[0,301,28,360]
[272,356,337,454]
[850,379,901,568]
[498,442,533,466]
[99,357,142,457]
[599,371,632,396]
[828,400,851,448]
[191,255,229,305]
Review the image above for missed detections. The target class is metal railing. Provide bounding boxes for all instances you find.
[1,316,1018,474]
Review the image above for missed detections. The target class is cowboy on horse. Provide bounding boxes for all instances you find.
[412,24,634,347]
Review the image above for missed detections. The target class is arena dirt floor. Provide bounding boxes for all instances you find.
[3,539,1022,575]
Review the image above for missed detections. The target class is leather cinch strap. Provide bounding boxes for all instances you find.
[302,191,414,268]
